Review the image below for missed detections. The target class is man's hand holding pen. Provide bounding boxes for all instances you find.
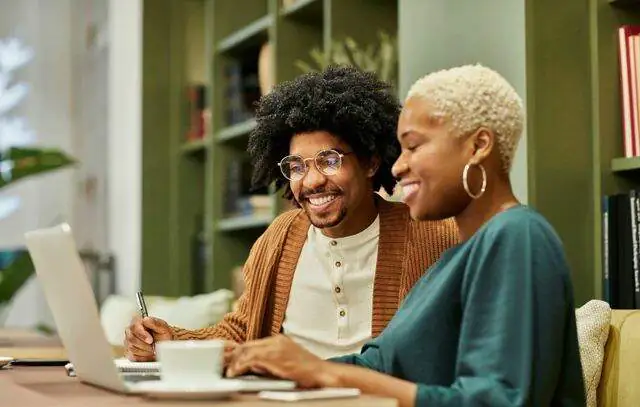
[124,315,173,362]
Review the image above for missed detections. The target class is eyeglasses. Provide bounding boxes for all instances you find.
[277,149,353,181]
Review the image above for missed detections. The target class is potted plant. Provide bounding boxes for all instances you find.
[0,147,75,325]
[0,37,76,325]
[294,31,398,92]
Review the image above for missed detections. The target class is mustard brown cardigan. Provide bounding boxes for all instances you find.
[172,198,459,342]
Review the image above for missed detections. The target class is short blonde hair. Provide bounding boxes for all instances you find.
[406,64,524,172]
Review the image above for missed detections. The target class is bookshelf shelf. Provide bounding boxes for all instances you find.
[180,138,210,155]
[141,0,398,295]
[216,15,273,54]
[217,213,274,232]
[217,118,257,143]
[612,156,640,172]
[281,0,323,23]
[610,0,640,8]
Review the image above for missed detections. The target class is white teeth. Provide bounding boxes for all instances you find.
[402,184,419,198]
[309,195,337,206]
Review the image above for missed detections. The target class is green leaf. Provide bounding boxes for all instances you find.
[309,48,327,68]
[293,31,398,92]
[295,60,316,73]
[0,147,76,189]
[0,146,76,320]
[0,251,34,304]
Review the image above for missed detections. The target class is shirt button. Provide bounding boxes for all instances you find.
[335,286,341,294]
[339,309,346,317]
[330,240,337,246]
[335,261,341,268]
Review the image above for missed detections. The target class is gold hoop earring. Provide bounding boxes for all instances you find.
[463,162,486,199]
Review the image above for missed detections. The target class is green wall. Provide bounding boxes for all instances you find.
[399,0,596,305]
[524,0,594,306]
[398,0,527,204]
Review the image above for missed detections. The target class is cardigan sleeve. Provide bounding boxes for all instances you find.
[171,211,301,342]
[171,230,272,343]
[415,218,585,406]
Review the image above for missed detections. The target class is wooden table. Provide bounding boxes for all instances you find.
[0,328,123,360]
[0,366,397,407]
[0,328,66,360]
[0,329,397,407]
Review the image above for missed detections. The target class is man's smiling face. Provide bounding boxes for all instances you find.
[287,131,374,234]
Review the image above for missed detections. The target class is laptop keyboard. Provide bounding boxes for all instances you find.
[121,373,161,383]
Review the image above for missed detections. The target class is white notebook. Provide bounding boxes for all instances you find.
[258,388,361,401]
[113,357,160,373]
[65,358,160,376]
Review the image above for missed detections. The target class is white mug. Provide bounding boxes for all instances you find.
[156,340,225,385]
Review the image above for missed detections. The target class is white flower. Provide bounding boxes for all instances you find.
[0,36,36,229]
[0,159,13,183]
[0,82,28,115]
[0,117,35,149]
[0,37,33,73]
[0,195,20,220]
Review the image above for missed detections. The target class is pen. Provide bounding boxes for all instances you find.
[135,291,154,354]
[135,291,149,318]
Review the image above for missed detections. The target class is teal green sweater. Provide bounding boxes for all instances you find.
[333,206,585,406]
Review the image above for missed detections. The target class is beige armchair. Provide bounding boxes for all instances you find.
[598,310,640,407]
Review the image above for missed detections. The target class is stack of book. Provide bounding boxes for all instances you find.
[224,59,261,126]
[601,191,640,309]
[224,158,271,217]
[617,25,640,157]
[185,84,207,142]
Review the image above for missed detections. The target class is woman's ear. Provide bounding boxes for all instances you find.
[470,128,495,164]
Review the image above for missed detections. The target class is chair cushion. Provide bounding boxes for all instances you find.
[575,299,611,407]
[148,290,234,330]
[100,289,234,346]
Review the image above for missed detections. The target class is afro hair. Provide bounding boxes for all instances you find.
[247,65,401,200]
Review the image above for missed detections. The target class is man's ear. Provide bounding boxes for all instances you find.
[367,155,380,178]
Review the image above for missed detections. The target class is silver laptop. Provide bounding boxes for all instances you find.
[24,223,296,394]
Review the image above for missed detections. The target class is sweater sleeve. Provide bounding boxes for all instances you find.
[328,341,384,372]
[416,219,584,406]
[171,229,273,343]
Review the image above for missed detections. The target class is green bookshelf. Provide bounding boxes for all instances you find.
[217,214,274,232]
[589,0,640,305]
[610,0,640,8]
[216,118,257,143]
[280,0,323,22]
[520,0,640,304]
[525,0,640,304]
[141,0,398,295]
[216,15,273,54]
[612,156,640,173]
[180,138,210,155]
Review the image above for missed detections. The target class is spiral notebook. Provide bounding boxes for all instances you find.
[114,358,160,373]
[65,358,160,377]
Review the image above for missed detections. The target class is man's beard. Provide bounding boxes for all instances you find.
[304,204,347,229]
[297,185,346,229]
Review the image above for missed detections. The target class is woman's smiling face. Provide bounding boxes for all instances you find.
[392,96,474,221]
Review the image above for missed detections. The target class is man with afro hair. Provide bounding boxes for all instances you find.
[124,65,458,362]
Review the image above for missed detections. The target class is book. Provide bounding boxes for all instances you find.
[601,191,640,309]
[617,25,640,157]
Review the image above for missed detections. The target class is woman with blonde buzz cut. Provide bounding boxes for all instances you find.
[226,64,586,407]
